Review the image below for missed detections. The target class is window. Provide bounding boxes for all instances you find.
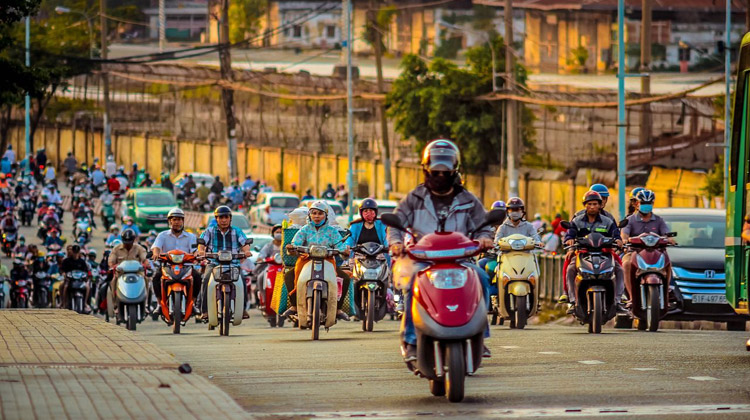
[136,193,176,207]
[270,197,300,208]
[293,25,302,38]
[662,215,725,249]
[326,25,336,39]
[730,73,748,188]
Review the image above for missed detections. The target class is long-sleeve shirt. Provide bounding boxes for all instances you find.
[291,222,347,252]
[494,219,541,243]
[564,213,620,242]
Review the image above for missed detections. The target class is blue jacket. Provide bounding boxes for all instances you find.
[346,219,389,262]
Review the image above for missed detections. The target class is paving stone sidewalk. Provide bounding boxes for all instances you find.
[0,310,249,420]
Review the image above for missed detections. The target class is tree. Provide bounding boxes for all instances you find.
[387,35,534,172]
[228,0,267,44]
[703,155,724,200]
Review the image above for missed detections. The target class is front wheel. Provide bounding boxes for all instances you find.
[172,292,183,334]
[590,291,603,334]
[222,289,231,336]
[429,379,446,396]
[365,289,375,332]
[311,289,321,340]
[127,304,137,331]
[513,295,528,330]
[445,342,465,403]
[647,284,660,332]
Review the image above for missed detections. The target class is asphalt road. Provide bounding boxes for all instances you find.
[10,207,750,419]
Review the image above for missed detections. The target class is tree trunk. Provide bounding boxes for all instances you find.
[0,105,12,152]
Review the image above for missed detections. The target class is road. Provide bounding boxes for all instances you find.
[9,203,750,419]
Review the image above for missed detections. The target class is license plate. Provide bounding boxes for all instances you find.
[692,294,728,304]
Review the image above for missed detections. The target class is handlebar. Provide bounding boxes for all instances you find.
[203,252,247,260]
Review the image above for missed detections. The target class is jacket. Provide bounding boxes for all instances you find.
[564,212,620,242]
[346,219,388,248]
[494,219,540,243]
[386,185,492,244]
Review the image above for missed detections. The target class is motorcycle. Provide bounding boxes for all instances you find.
[255,253,285,327]
[155,250,198,334]
[2,227,17,257]
[107,261,148,331]
[19,196,34,226]
[101,197,116,231]
[0,275,9,308]
[197,238,249,336]
[73,217,93,241]
[10,276,30,308]
[624,232,676,332]
[492,234,541,329]
[351,242,390,332]
[381,209,505,402]
[65,270,89,314]
[32,269,52,308]
[561,223,621,334]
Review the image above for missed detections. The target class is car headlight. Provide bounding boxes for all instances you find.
[508,238,527,251]
[427,269,468,289]
[309,245,328,258]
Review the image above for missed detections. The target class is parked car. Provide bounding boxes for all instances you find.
[124,188,177,234]
[249,192,300,226]
[345,199,399,224]
[656,208,748,330]
[172,172,215,199]
[197,212,254,237]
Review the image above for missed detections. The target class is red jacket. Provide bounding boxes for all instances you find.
[107,177,120,193]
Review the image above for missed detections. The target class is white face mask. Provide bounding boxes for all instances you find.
[273,233,282,241]
[509,211,523,221]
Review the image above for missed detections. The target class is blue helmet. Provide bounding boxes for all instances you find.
[589,183,610,198]
[491,200,506,210]
[630,187,645,199]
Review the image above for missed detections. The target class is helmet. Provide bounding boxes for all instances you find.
[491,200,506,210]
[123,216,133,223]
[534,213,542,219]
[121,229,136,244]
[507,197,525,210]
[88,249,97,257]
[78,203,85,208]
[167,208,185,219]
[590,183,610,198]
[421,139,460,172]
[49,228,59,235]
[359,198,378,215]
[635,189,655,203]
[582,190,603,205]
[214,205,232,218]
[109,224,120,233]
[110,239,123,248]
[148,229,157,236]
[19,235,25,242]
[630,187,645,199]
[309,200,329,213]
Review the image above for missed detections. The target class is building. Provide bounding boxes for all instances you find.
[143,0,209,42]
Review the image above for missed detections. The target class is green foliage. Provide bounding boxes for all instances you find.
[471,5,496,33]
[362,4,396,51]
[702,155,724,199]
[44,97,97,121]
[229,0,267,44]
[1,0,40,24]
[387,36,535,172]
[569,45,588,68]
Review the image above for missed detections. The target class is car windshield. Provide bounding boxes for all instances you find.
[329,204,344,215]
[378,205,397,215]
[252,236,273,251]
[661,215,724,249]
[208,215,251,229]
[270,197,300,208]
[137,193,176,207]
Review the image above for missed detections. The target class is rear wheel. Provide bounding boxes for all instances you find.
[222,289,231,336]
[365,289,375,332]
[361,290,367,332]
[591,292,603,334]
[727,321,747,331]
[429,379,446,396]
[172,292,183,334]
[647,285,660,332]
[514,295,527,330]
[445,342,465,403]
[127,304,137,331]
[311,289,321,340]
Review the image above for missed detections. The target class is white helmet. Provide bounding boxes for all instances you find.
[309,200,329,213]
[167,208,185,219]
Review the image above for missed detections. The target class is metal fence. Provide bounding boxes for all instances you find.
[537,253,565,303]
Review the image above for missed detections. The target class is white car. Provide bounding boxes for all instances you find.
[249,192,301,226]
[301,199,348,226]
[346,199,399,224]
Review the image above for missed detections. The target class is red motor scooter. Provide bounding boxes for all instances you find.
[624,232,676,332]
[255,253,285,327]
[382,209,505,403]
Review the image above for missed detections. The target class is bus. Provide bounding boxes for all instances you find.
[727,32,750,321]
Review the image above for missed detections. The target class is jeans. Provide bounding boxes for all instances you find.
[402,262,490,345]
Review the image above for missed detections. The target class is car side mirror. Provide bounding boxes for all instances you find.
[381,213,407,232]
[196,238,205,246]
[618,219,629,229]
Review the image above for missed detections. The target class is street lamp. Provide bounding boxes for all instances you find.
[54,6,94,59]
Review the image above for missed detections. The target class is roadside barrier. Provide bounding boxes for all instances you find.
[537,253,565,303]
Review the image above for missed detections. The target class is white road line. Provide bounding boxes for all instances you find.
[501,345,519,349]
[688,376,721,381]
[578,360,605,365]
[538,351,561,355]
[631,368,659,371]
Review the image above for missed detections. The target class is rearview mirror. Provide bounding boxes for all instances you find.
[667,232,677,237]
[485,209,506,226]
[560,221,571,230]
[381,213,407,232]
[196,238,205,246]
[618,219,629,229]
[577,227,590,237]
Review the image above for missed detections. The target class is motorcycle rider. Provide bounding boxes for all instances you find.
[44,228,65,249]
[256,225,282,262]
[494,197,541,243]
[563,191,626,315]
[346,198,388,251]
[321,183,336,200]
[105,155,116,178]
[283,200,351,320]
[63,152,77,179]
[60,244,91,312]
[108,229,148,321]
[10,257,28,306]
[627,187,646,217]
[196,206,252,320]
[75,202,96,228]
[86,249,99,272]
[150,208,200,303]
[193,181,210,209]
[122,216,141,237]
[160,172,173,192]
[209,176,225,207]
[1,211,18,236]
[386,139,494,361]
[13,236,27,257]
[105,225,121,247]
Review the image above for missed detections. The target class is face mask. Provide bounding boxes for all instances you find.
[639,204,653,214]
[425,170,457,194]
[509,211,523,221]
[273,233,282,241]
[312,218,326,227]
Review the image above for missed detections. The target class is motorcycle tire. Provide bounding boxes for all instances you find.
[17,297,27,309]
[222,289,231,336]
[445,341,465,403]
[514,295,528,330]
[268,315,277,328]
[591,291,603,334]
[277,313,285,328]
[172,292,183,334]
[74,296,83,314]
[429,379,446,397]
[312,289,321,340]
[647,284,660,332]
[366,289,375,332]
[127,304,137,331]
[361,290,367,332]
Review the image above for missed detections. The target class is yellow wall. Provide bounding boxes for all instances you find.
[146,137,162,178]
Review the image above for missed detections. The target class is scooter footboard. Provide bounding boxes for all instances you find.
[413,299,487,340]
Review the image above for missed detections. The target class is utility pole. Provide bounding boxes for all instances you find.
[746,0,750,33]
[369,0,392,197]
[346,0,355,221]
[100,0,112,158]
[504,0,518,198]
[24,16,31,159]
[639,0,651,147]
[158,0,166,53]
[617,0,627,219]
[219,0,238,180]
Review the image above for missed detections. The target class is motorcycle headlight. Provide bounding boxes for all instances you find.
[427,269,468,290]
[273,253,282,265]
[393,294,401,302]
[218,250,233,262]
[637,254,665,270]
[641,235,659,247]
[309,245,328,258]
[363,267,381,280]
[169,253,184,264]
[508,238,527,251]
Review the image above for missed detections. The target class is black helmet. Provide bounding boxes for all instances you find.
[421,139,460,172]
[271,224,282,235]
[359,198,378,216]
[214,205,232,218]
[506,197,525,210]
[121,229,136,244]
[582,190,603,205]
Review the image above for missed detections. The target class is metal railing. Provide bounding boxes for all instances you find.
[537,253,565,303]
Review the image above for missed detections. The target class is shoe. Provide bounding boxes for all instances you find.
[558,294,569,304]
[566,303,576,315]
[281,306,297,318]
[482,345,492,358]
[198,312,208,322]
[616,303,630,316]
[336,310,350,321]
[242,310,250,319]
[403,344,417,362]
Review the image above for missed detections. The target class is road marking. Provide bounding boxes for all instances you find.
[578,360,605,365]
[631,367,659,371]
[688,376,720,381]
[538,351,561,355]
[500,345,519,349]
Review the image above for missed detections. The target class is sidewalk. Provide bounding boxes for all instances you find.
[0,310,248,419]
